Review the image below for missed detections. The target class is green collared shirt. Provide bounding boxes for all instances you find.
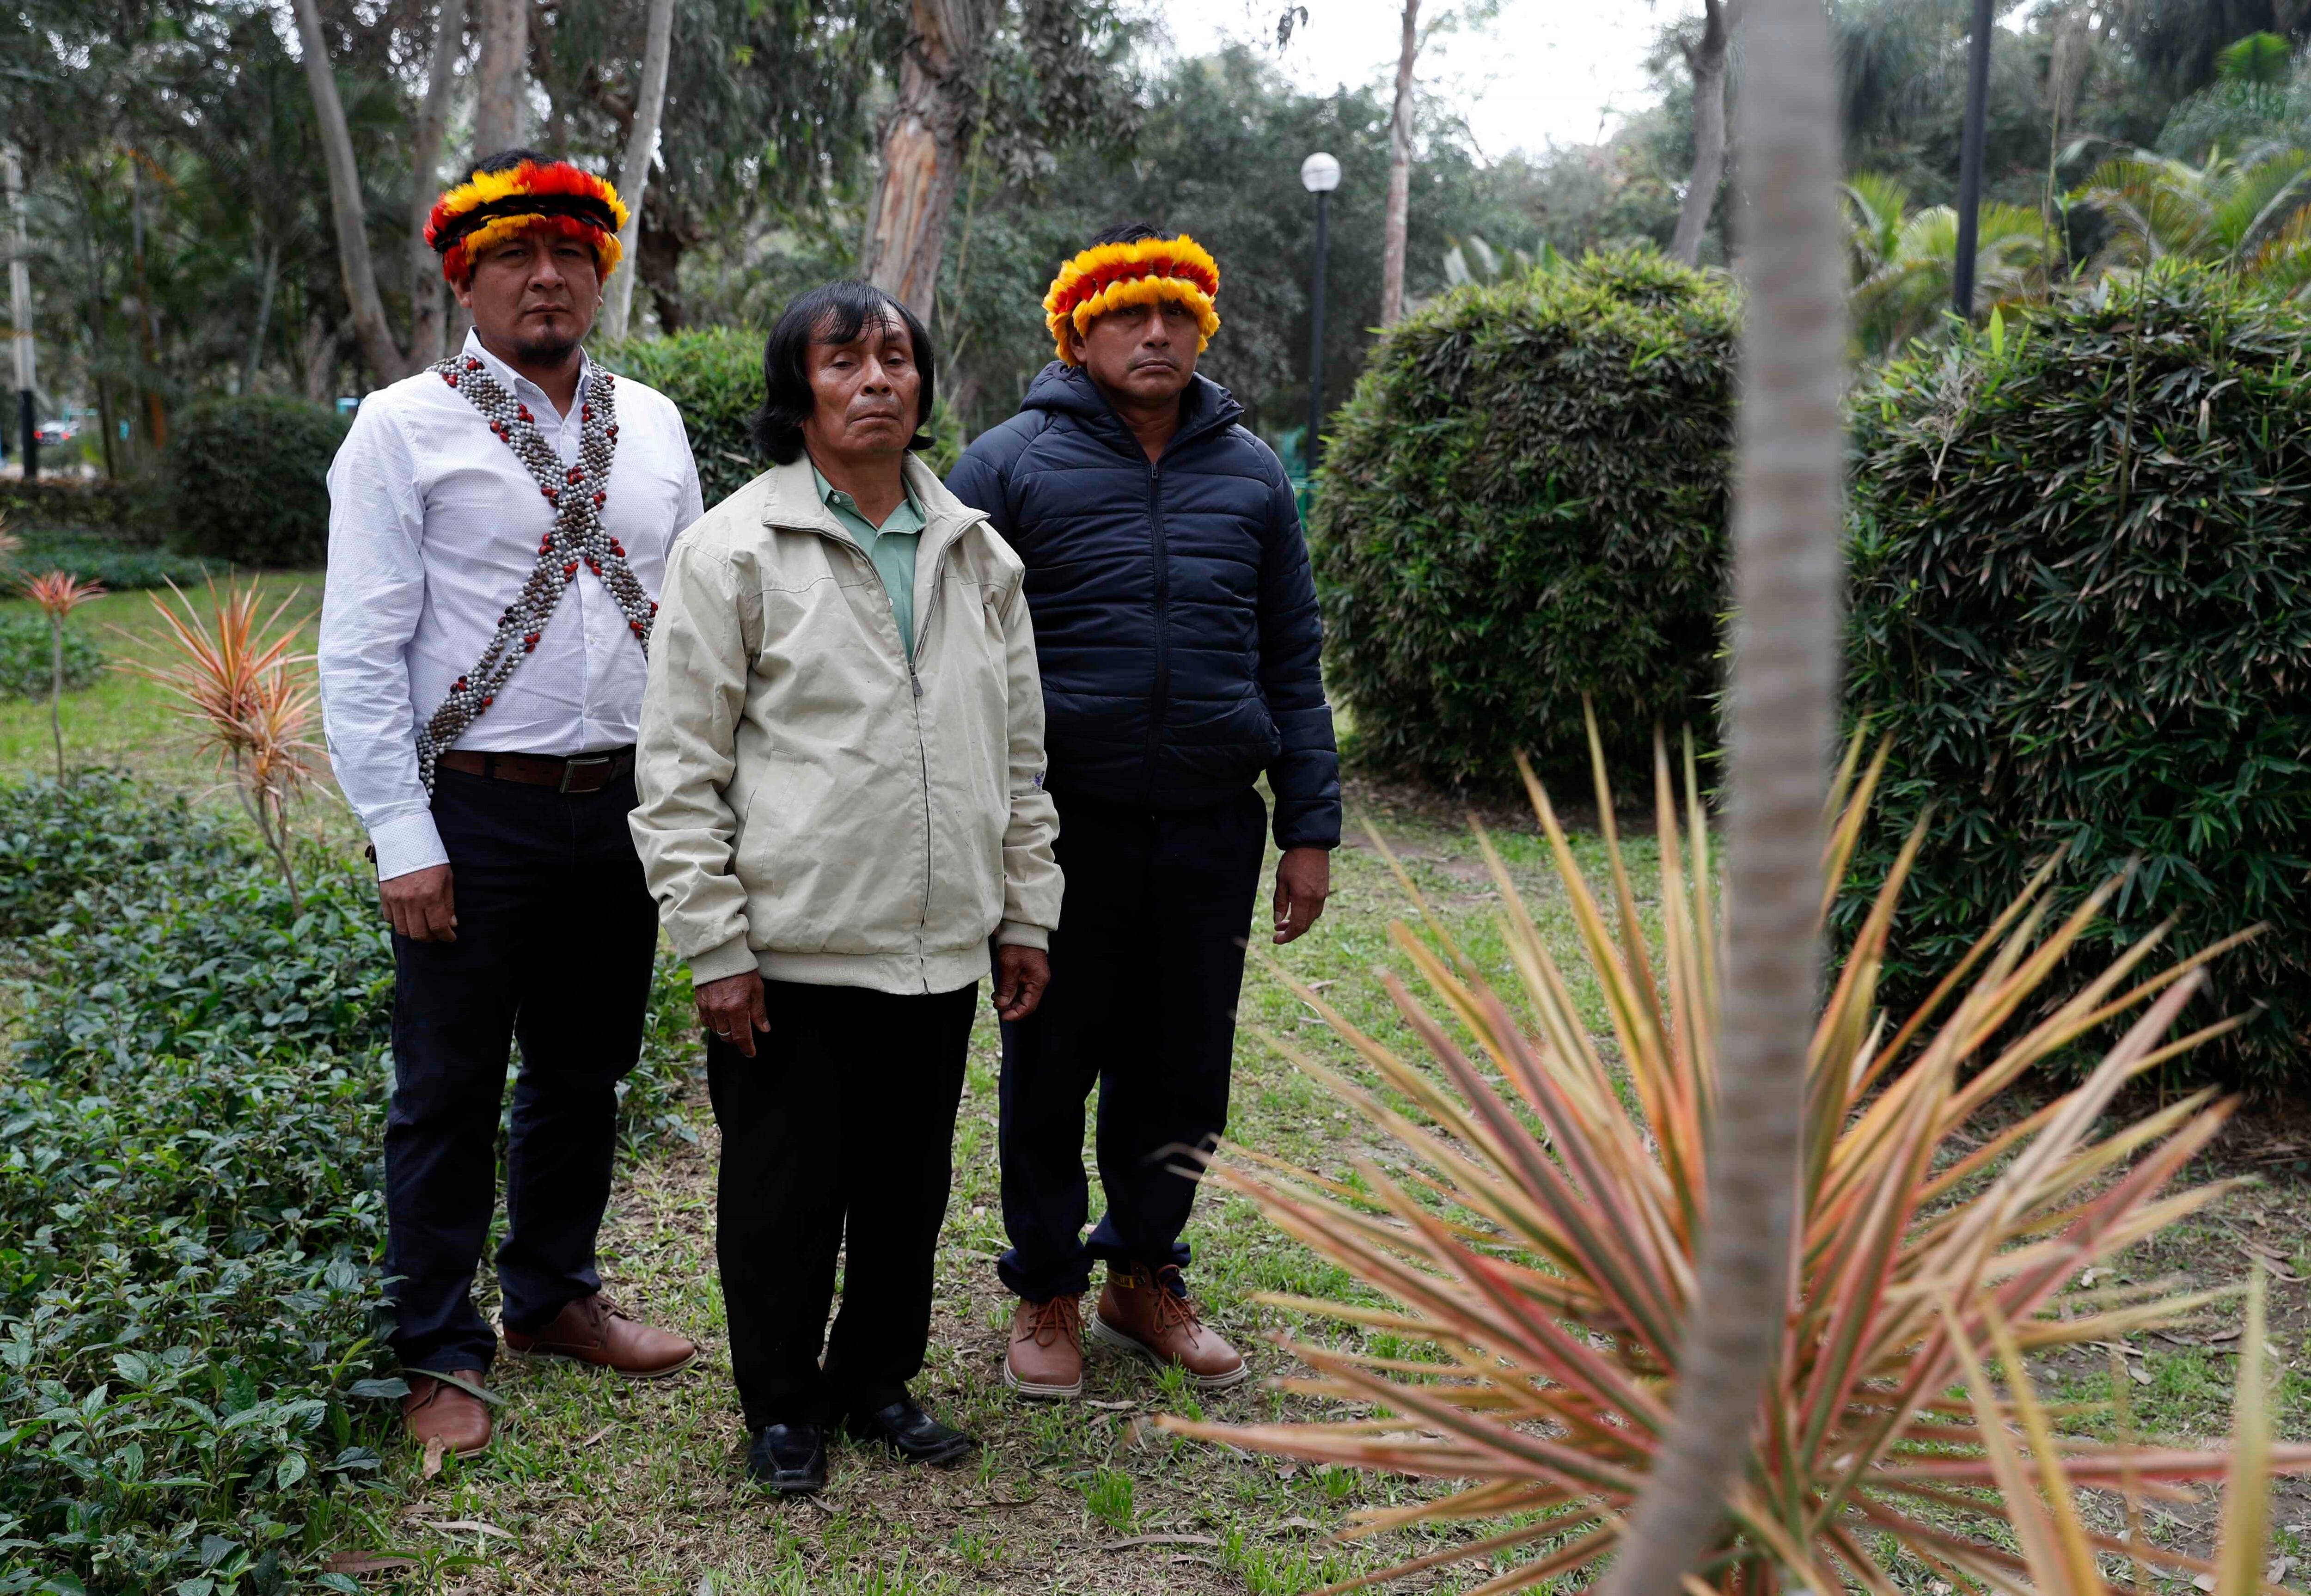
[813,465,927,655]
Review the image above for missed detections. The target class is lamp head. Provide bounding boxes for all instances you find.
[1300,152,1342,195]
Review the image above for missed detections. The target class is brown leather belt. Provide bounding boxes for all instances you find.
[439,747,636,794]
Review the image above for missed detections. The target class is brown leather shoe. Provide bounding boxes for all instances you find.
[1090,1264,1250,1390]
[502,1294,696,1378]
[1003,1294,1085,1400]
[403,1368,493,1458]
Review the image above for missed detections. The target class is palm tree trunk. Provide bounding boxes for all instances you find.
[1379,0,1420,327]
[1671,0,1734,267]
[1595,0,1846,1589]
[600,0,676,342]
[288,0,417,383]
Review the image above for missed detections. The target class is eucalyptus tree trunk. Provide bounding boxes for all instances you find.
[600,0,676,342]
[1671,0,1734,267]
[474,0,529,159]
[862,0,993,321]
[1378,0,1419,326]
[1594,0,1846,1590]
[404,0,465,365]
[289,0,421,383]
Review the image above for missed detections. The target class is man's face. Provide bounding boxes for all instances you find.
[453,229,601,361]
[799,313,921,462]
[1069,298,1200,405]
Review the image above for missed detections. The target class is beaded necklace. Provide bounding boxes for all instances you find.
[415,350,658,792]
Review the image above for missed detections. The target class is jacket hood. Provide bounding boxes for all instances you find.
[1020,362,1245,444]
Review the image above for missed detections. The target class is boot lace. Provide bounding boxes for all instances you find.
[1149,1267,1204,1337]
[1019,1295,1083,1348]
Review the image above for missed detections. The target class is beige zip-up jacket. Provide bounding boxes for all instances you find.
[630,454,1061,995]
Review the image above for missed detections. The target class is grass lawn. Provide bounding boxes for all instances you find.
[10,579,2310,1593]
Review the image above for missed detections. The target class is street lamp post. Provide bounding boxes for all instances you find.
[3,147,35,481]
[1301,151,1341,472]
[1950,0,1995,320]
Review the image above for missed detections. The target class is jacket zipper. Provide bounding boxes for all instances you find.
[1141,459,1170,802]
[811,515,961,979]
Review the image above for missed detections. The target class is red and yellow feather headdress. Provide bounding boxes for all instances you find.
[1042,235,1221,365]
[424,159,629,285]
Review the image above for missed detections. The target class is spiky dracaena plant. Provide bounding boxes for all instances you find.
[130,577,322,915]
[21,570,106,784]
[1163,734,2310,1596]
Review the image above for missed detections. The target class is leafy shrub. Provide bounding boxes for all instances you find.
[0,612,102,701]
[12,526,216,592]
[160,397,347,569]
[0,777,703,1590]
[1843,263,2311,1083]
[1308,248,1738,786]
[598,326,963,512]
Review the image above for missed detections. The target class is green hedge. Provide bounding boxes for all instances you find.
[10,526,217,592]
[598,325,963,513]
[0,613,103,699]
[159,397,346,569]
[0,479,135,534]
[1308,249,1738,787]
[1844,264,2311,1084]
[0,776,704,1591]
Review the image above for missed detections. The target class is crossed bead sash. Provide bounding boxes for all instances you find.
[416,352,658,793]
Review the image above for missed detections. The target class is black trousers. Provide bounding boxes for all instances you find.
[996,787,1266,1303]
[383,766,660,1376]
[707,979,977,1431]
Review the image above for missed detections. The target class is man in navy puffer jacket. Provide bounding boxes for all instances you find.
[948,223,1341,1401]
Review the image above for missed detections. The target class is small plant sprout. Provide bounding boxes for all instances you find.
[21,570,107,783]
[130,576,322,916]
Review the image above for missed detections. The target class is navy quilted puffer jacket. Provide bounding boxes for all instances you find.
[947,363,1341,850]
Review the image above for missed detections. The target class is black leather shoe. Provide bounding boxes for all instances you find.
[841,1398,974,1466]
[746,1422,827,1492]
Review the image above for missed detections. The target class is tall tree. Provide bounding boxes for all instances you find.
[1378,0,1418,325]
[1670,0,1734,265]
[1595,0,1846,1590]
[289,0,430,382]
[862,0,994,319]
[599,0,674,340]
[474,0,528,156]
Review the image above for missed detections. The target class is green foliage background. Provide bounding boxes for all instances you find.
[0,615,103,700]
[160,397,348,569]
[1843,264,2311,1082]
[1308,250,1737,788]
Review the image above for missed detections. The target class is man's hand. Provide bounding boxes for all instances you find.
[1273,846,1332,945]
[993,944,1050,1022]
[381,863,458,942]
[696,972,771,1057]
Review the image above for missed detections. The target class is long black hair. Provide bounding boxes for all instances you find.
[750,281,937,464]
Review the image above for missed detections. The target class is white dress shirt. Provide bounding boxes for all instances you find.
[320,330,704,880]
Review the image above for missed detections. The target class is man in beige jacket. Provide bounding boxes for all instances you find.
[630,281,1060,1494]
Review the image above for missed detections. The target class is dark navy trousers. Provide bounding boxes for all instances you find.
[382,766,659,1376]
[997,787,1266,1303]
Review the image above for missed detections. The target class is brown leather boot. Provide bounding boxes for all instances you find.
[403,1369,493,1458]
[1090,1264,1250,1390]
[502,1294,696,1378]
[1003,1294,1085,1400]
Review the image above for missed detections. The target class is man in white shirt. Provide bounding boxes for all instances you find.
[319,149,702,1459]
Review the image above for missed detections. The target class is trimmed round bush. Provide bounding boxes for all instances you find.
[1845,264,2311,1084]
[1310,248,1737,787]
[161,395,347,567]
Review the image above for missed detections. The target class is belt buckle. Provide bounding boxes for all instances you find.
[558,753,613,794]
